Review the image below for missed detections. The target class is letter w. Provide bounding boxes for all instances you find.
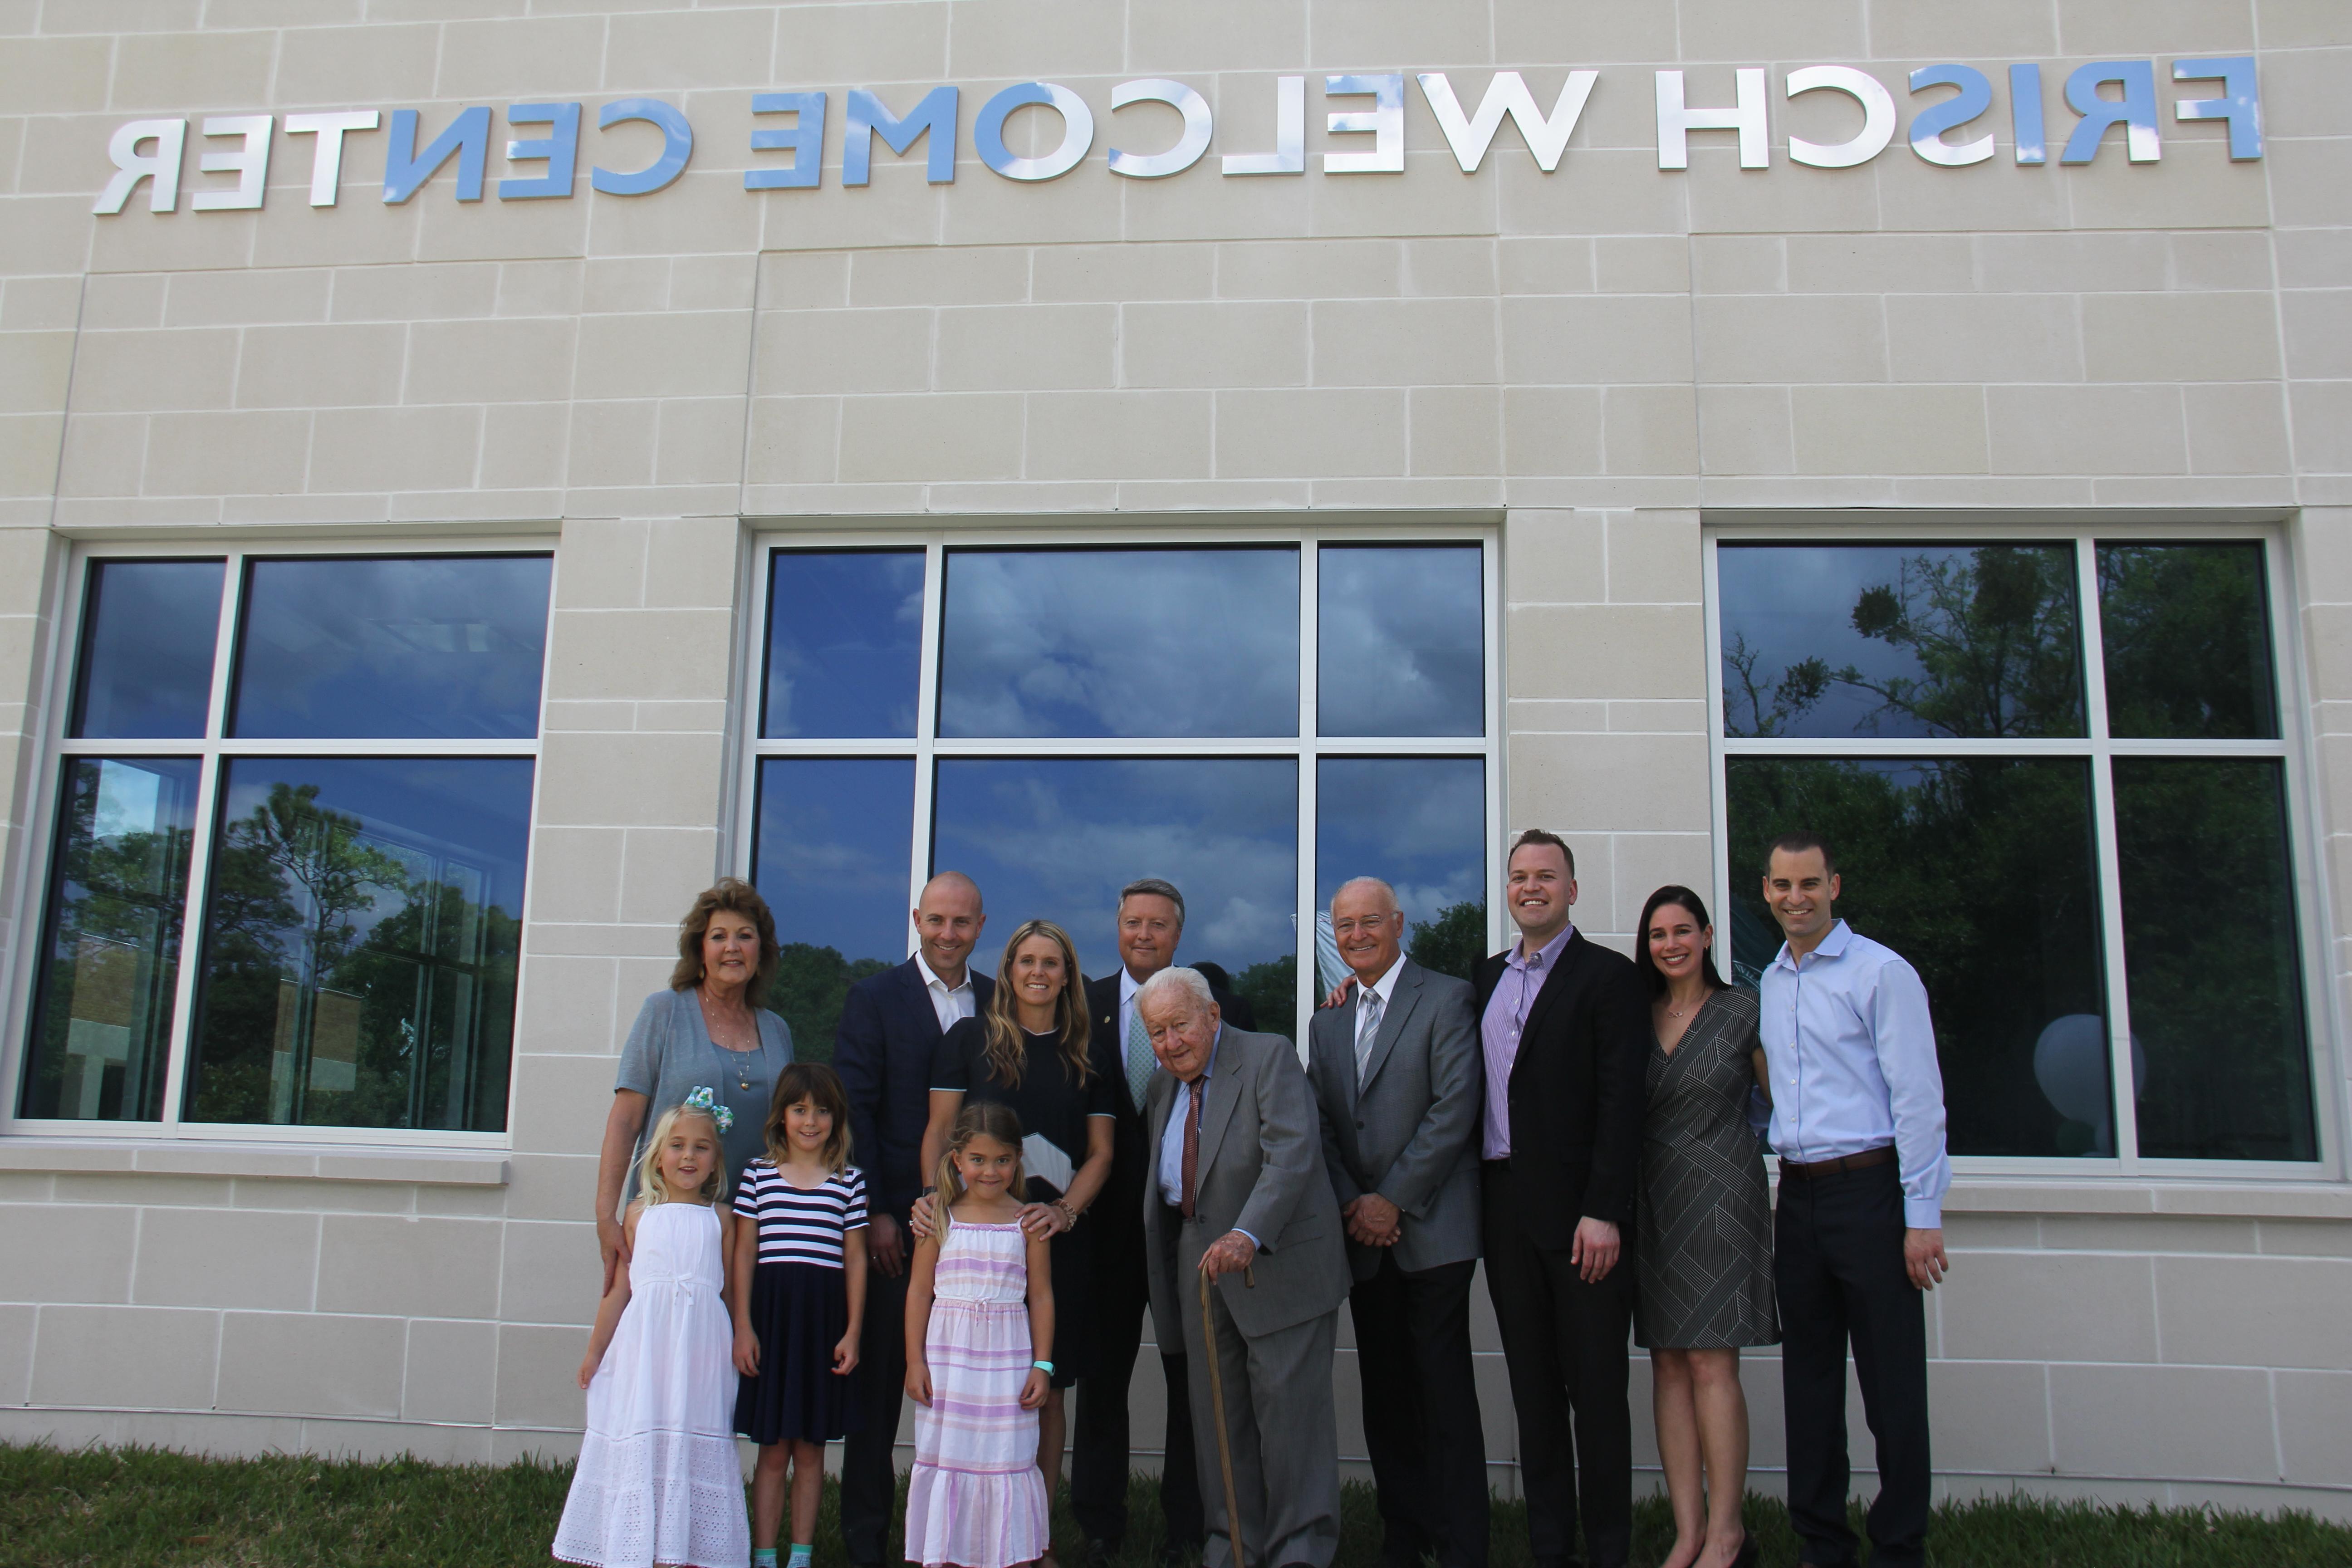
[844,86,960,185]
[1417,71,1598,172]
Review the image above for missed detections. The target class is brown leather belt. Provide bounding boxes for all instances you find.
[1778,1144,1895,1180]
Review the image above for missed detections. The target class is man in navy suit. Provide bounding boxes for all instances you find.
[834,870,990,1568]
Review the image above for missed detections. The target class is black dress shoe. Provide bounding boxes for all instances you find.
[1082,1541,1121,1568]
[1155,1541,1201,1568]
[1727,1540,1760,1568]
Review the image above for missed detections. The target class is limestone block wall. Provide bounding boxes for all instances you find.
[0,0,2342,1521]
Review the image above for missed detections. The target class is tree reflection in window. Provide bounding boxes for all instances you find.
[186,761,527,1132]
[1721,544,2084,739]
[19,758,199,1122]
[1726,755,2107,1158]
[2096,543,2278,740]
[2115,758,2313,1161]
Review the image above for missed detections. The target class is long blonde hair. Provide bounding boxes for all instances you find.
[931,1101,1026,1239]
[637,1103,728,1207]
[979,920,1093,1091]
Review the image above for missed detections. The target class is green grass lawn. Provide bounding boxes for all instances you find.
[4,1443,2348,1568]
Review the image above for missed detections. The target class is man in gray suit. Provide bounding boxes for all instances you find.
[1308,877,1489,1568]
[1140,966,1350,1568]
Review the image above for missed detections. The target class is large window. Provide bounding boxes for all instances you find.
[1711,531,2321,1168]
[745,533,1499,1056]
[11,550,549,1140]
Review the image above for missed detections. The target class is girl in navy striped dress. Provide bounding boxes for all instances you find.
[731,1063,869,1568]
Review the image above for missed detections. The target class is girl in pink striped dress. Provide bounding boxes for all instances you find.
[903,1102,1054,1568]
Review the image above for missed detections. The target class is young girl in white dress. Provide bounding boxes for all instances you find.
[556,1091,753,1568]
[902,1102,1054,1568]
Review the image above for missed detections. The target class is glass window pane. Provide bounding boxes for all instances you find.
[71,559,224,740]
[184,757,532,1132]
[1318,545,1483,737]
[1718,543,2085,739]
[752,758,917,1063]
[933,757,1299,1037]
[18,757,200,1121]
[762,550,925,739]
[1726,757,2109,1158]
[230,555,553,740]
[1315,757,1485,991]
[2115,758,2315,1161]
[937,549,1299,738]
[2096,543,2278,740]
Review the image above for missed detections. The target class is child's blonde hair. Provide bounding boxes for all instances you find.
[932,1101,1026,1238]
[637,1103,728,1207]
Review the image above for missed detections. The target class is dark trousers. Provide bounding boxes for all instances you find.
[1775,1161,1931,1568]
[841,1245,909,1564]
[1482,1162,1634,1568]
[1073,1213,1205,1548]
[1351,1254,1490,1568]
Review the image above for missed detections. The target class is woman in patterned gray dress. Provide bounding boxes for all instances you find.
[1634,885,1777,1568]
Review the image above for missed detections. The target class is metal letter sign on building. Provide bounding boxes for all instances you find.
[91,59,2265,215]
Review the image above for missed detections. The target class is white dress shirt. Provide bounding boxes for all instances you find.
[1758,920,1952,1229]
[1352,955,1406,1079]
[916,952,977,1034]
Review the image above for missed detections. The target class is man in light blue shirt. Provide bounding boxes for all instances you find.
[1757,833,1948,1568]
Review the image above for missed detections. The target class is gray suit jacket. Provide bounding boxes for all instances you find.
[1142,1025,1351,1347]
[1307,958,1484,1281]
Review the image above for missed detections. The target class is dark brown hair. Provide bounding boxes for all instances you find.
[1509,827,1575,878]
[763,1062,854,1174]
[1764,832,1838,877]
[979,919,1093,1090]
[1633,885,1728,998]
[669,877,783,1004]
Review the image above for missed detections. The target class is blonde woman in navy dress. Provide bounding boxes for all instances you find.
[732,1063,869,1568]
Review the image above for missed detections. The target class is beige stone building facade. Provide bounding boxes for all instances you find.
[0,0,2347,1523]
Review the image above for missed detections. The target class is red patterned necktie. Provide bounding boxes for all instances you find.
[1180,1081,1204,1219]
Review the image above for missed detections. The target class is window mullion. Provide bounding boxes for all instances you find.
[1485,535,1506,959]
[2074,537,2141,1169]
[155,749,220,1135]
[205,552,244,744]
[1296,540,1320,1044]
[907,541,947,951]
[155,545,240,1133]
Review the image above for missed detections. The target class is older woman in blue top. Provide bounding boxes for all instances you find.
[596,877,795,1290]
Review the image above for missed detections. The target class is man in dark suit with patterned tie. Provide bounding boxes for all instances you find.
[1073,877,1254,1565]
[833,871,991,1568]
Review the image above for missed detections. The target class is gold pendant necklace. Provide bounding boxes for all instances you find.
[703,988,756,1090]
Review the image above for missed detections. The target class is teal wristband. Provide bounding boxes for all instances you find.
[1032,1360,1054,1374]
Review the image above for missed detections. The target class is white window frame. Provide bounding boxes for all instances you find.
[1703,517,2341,1182]
[0,535,557,1150]
[735,520,1507,1043]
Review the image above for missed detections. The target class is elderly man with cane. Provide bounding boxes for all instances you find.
[1139,967,1350,1568]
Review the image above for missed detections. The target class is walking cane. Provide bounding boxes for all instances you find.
[1198,1258,1255,1568]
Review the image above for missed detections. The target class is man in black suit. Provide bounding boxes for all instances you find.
[833,870,990,1568]
[1073,877,1255,1565]
[1475,830,1645,1568]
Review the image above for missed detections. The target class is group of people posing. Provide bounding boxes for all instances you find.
[556,826,1952,1568]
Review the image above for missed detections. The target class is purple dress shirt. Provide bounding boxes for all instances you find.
[1479,923,1575,1159]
